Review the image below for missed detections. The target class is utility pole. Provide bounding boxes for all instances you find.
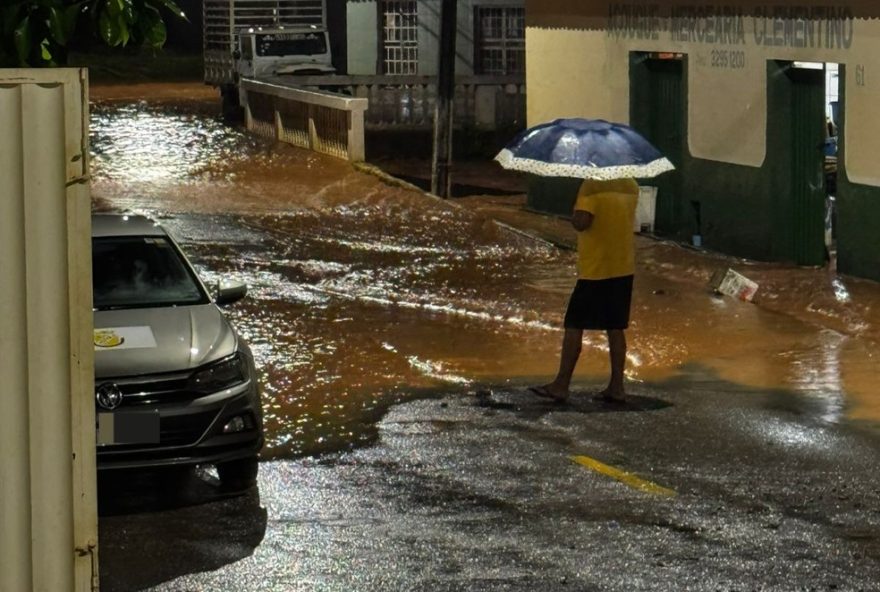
[431,0,457,198]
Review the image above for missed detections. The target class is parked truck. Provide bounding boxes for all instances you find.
[203,0,333,116]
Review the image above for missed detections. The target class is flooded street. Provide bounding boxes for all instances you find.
[90,96,569,459]
[90,85,880,592]
[89,88,880,462]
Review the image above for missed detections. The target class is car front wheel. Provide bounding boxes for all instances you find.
[217,456,259,491]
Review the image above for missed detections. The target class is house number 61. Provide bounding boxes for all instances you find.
[855,64,866,87]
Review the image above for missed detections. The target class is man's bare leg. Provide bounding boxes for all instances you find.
[597,329,626,401]
[534,328,583,400]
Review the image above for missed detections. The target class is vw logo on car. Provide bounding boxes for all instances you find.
[95,382,124,410]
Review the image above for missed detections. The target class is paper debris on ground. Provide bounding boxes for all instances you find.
[710,268,759,302]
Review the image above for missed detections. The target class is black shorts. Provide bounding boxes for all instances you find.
[563,275,634,330]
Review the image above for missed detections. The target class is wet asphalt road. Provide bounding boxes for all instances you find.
[89,94,880,591]
[100,371,880,591]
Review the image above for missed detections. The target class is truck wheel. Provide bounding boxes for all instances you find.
[217,456,258,491]
[220,85,243,122]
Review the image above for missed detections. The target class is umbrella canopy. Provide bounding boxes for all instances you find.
[495,118,675,180]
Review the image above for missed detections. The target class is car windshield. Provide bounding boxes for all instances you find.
[92,236,208,310]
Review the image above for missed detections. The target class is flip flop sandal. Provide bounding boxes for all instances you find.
[528,386,567,403]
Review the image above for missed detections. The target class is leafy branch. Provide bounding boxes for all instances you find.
[0,0,187,67]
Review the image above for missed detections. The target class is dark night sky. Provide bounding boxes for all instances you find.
[165,0,204,52]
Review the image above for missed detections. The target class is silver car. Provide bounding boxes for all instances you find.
[92,214,263,489]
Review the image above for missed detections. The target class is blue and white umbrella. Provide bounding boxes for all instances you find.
[495,118,675,180]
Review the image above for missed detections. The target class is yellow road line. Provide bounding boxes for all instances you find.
[571,455,676,497]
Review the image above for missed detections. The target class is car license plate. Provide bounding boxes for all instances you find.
[97,411,160,446]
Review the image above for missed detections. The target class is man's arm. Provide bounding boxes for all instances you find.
[572,209,594,232]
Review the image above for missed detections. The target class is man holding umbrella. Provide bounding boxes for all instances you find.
[495,118,674,403]
[534,176,639,403]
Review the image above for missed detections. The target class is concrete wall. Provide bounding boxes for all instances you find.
[525,0,880,280]
[527,1,880,171]
[347,2,379,74]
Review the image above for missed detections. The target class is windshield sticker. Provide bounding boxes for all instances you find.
[94,326,158,350]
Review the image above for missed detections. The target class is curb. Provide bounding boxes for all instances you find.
[353,161,561,250]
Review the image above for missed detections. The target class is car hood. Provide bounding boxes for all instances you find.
[94,305,237,378]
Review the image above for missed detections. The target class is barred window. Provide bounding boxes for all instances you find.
[382,1,419,75]
[475,6,525,75]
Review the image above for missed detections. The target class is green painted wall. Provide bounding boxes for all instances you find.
[837,177,880,281]
[682,159,774,260]
[836,68,880,282]
[685,62,825,266]
[630,56,687,239]
[525,176,581,218]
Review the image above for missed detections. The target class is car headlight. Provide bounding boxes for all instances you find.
[189,353,248,393]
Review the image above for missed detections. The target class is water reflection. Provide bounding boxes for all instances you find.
[89,96,880,460]
[173,210,566,459]
[832,277,851,303]
[90,102,263,185]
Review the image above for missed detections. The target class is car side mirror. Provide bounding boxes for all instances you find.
[233,49,242,60]
[215,281,247,305]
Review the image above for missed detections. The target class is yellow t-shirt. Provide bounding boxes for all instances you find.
[574,178,639,280]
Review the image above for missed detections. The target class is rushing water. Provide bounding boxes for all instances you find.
[89,87,880,459]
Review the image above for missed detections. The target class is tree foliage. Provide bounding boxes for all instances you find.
[0,0,187,67]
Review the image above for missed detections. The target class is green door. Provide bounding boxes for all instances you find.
[787,66,827,266]
[629,54,685,237]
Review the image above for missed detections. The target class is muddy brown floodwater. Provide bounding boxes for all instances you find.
[89,84,880,460]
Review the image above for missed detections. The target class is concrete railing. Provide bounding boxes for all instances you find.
[241,78,368,161]
[279,74,526,131]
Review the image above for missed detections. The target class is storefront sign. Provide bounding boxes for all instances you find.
[608,4,855,50]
